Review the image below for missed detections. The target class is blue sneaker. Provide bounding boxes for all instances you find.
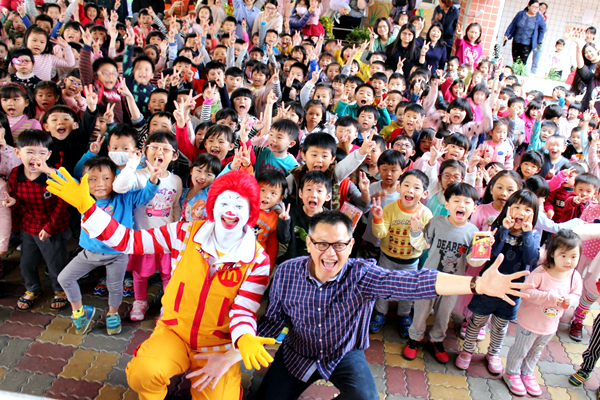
[94,278,108,297]
[73,305,95,335]
[123,278,134,297]
[369,311,386,333]
[106,313,122,336]
[399,315,412,337]
[276,327,289,343]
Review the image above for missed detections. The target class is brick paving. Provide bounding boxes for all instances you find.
[0,246,599,400]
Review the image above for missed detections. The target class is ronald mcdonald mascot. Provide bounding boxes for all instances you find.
[47,168,275,400]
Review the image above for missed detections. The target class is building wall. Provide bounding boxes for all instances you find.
[455,0,600,77]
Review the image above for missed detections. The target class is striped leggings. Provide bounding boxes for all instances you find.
[581,313,600,371]
[463,313,509,356]
[573,288,599,324]
[505,324,553,376]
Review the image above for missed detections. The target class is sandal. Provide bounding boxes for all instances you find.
[17,291,41,311]
[50,291,69,311]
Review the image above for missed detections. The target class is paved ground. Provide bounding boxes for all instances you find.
[0,246,599,400]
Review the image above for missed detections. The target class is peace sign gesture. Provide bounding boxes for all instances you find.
[410,207,425,231]
[521,213,533,232]
[89,133,105,154]
[420,41,430,55]
[396,57,406,72]
[146,159,162,184]
[279,203,291,220]
[358,171,371,194]
[1,191,16,208]
[503,207,516,230]
[455,23,463,40]
[371,197,383,219]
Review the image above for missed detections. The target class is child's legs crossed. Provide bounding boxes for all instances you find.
[19,232,44,293]
[104,253,129,309]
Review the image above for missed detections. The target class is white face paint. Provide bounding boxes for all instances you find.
[213,190,250,240]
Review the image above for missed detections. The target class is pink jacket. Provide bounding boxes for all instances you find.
[454,38,483,68]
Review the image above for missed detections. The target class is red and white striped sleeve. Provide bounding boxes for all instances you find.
[81,204,191,256]
[229,248,271,346]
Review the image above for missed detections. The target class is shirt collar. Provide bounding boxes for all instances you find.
[192,221,257,264]
[17,165,47,185]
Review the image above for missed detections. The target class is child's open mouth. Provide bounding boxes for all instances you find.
[155,157,164,166]
[221,215,239,229]
[307,200,318,208]
[360,99,368,106]
[56,128,67,135]
[455,210,465,219]
[210,148,221,156]
[404,195,414,202]
[6,108,15,114]
[514,217,523,225]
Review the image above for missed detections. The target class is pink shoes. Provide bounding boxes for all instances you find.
[486,353,503,374]
[504,374,526,396]
[130,300,148,321]
[521,374,542,396]
[455,351,472,370]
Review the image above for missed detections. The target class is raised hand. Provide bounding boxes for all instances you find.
[503,208,515,230]
[310,66,322,84]
[371,197,383,220]
[522,213,533,232]
[358,171,370,194]
[359,130,377,156]
[410,208,425,231]
[83,85,98,112]
[89,133,105,154]
[420,41,430,55]
[50,36,70,49]
[455,23,463,40]
[117,76,133,98]
[279,203,291,220]
[81,27,93,46]
[45,168,96,214]
[128,148,142,163]
[146,159,161,184]
[396,57,406,72]
[266,90,278,106]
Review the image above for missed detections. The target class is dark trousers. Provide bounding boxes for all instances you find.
[20,230,69,293]
[512,42,533,64]
[255,348,378,400]
[581,313,600,371]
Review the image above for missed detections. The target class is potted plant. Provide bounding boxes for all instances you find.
[346,27,371,44]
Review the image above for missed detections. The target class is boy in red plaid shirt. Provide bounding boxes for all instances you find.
[2,130,71,311]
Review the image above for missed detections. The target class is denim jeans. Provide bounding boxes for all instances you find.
[255,348,379,400]
[531,44,543,74]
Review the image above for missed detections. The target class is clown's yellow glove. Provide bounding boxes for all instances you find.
[237,334,276,370]
[46,167,96,214]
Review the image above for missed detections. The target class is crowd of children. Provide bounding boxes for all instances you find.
[0,0,599,397]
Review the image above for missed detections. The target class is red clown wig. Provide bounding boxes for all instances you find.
[205,170,261,227]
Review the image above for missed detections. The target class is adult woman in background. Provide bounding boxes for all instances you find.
[504,0,546,65]
[574,37,600,113]
[418,22,447,71]
[252,0,283,34]
[432,0,459,56]
[530,2,548,75]
[385,23,420,79]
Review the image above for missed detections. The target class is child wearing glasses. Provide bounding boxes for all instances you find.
[8,47,40,88]
[61,68,87,118]
[80,28,124,123]
[112,131,182,322]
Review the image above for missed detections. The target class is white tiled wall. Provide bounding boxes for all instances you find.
[495,0,600,77]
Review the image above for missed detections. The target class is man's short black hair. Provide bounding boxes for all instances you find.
[575,173,600,192]
[399,169,429,190]
[377,149,405,168]
[301,133,337,157]
[308,210,354,236]
[16,129,53,149]
[443,182,479,203]
[300,170,332,192]
[257,170,288,195]
[83,156,117,176]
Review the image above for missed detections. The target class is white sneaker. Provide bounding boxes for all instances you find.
[130,300,148,321]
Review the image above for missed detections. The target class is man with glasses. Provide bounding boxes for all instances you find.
[254,211,533,399]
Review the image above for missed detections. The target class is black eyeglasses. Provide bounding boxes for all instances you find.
[309,237,352,252]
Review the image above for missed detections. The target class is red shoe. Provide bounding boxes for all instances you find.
[429,341,449,364]
[403,339,420,360]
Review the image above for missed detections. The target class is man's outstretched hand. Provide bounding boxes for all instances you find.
[46,167,96,214]
[477,254,533,305]
[237,334,276,370]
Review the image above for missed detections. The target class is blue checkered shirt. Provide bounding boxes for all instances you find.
[257,256,439,381]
